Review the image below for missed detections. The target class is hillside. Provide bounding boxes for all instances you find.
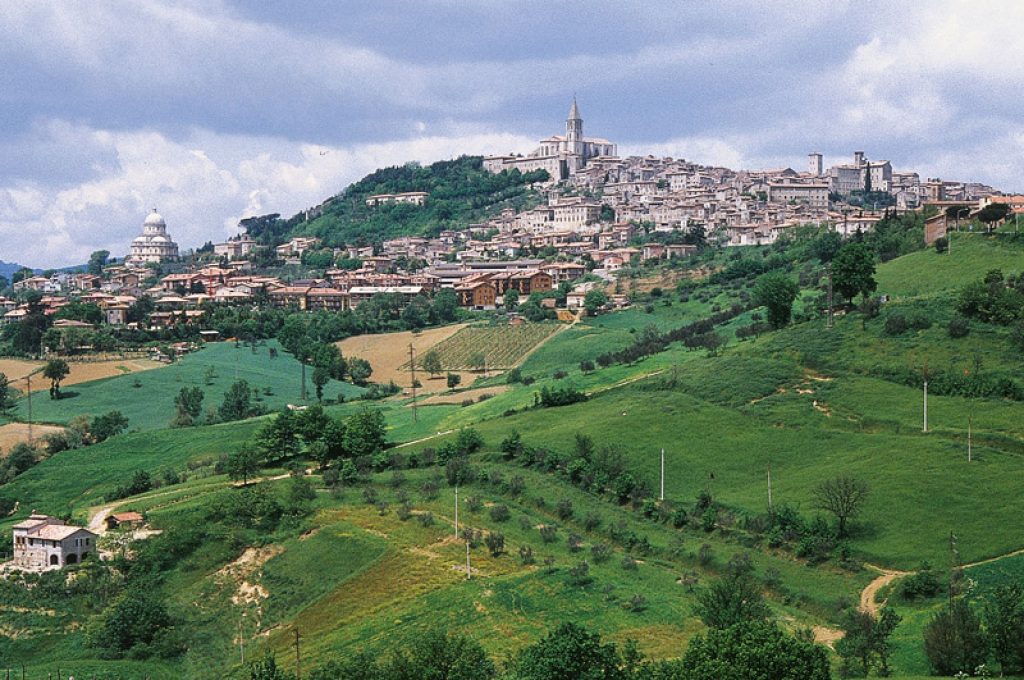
[246,156,549,248]
[1,233,1023,678]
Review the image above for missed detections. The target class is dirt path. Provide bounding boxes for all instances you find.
[859,565,913,616]
[962,546,1024,569]
[393,429,454,449]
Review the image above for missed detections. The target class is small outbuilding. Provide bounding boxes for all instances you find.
[106,511,144,531]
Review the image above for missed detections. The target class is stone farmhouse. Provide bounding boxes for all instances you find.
[11,514,98,571]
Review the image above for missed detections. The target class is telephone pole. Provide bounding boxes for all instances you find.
[294,628,302,680]
[967,415,973,463]
[408,343,418,422]
[826,265,834,329]
[466,540,471,580]
[659,448,665,501]
[766,461,773,515]
[922,362,929,433]
[454,485,459,539]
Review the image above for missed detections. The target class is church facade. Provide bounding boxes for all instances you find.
[126,209,180,265]
[484,99,617,181]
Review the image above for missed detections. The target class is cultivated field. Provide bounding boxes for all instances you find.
[0,422,65,454]
[0,357,161,392]
[407,322,561,371]
[336,323,468,389]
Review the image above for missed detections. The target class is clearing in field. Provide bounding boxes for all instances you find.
[0,422,65,454]
[406,323,561,372]
[0,357,162,393]
[336,324,468,389]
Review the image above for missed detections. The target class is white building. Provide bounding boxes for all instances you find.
[12,514,98,571]
[484,99,617,181]
[126,209,180,265]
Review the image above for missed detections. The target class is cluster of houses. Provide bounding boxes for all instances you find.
[4,100,1019,333]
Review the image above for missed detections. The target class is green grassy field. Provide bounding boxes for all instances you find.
[14,341,365,432]
[3,235,1024,678]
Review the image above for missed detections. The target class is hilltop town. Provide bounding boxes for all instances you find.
[1,100,1018,347]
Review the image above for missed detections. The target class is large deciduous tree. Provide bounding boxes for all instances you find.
[753,272,800,329]
[831,242,877,305]
[812,475,869,538]
[43,359,70,399]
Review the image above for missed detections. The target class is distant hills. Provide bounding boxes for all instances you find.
[0,260,32,280]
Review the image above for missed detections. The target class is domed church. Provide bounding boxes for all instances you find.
[126,209,180,265]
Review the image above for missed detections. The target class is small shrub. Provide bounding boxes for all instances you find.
[518,545,535,565]
[591,543,612,563]
[697,543,714,567]
[396,502,412,521]
[489,504,510,522]
[621,555,638,571]
[900,563,942,600]
[567,561,592,586]
[553,370,568,380]
[567,533,584,553]
[582,512,602,531]
[625,594,647,612]
[417,512,434,527]
[555,498,574,521]
[362,487,378,505]
[884,314,908,336]
[948,317,970,338]
[485,532,505,557]
[539,525,557,543]
[466,495,483,513]
[420,479,440,500]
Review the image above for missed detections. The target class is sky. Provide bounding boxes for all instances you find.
[2,0,1024,268]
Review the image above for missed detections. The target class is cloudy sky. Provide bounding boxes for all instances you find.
[2,0,1023,268]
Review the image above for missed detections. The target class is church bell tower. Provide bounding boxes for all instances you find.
[566,97,583,156]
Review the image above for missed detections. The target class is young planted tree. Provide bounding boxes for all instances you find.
[503,287,520,313]
[923,599,988,676]
[584,288,608,317]
[173,386,204,426]
[422,350,442,378]
[985,582,1024,675]
[446,373,461,390]
[812,475,869,538]
[226,445,262,486]
[694,554,770,630]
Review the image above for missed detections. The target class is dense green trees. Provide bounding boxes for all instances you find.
[694,554,770,630]
[0,372,12,414]
[680,621,830,680]
[831,242,877,304]
[584,289,608,316]
[835,607,901,677]
[218,379,261,421]
[923,599,988,675]
[752,272,800,328]
[957,269,1024,325]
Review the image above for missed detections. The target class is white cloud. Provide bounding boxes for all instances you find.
[0,121,536,268]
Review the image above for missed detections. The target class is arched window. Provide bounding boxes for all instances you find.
[65,553,78,565]
[49,554,59,566]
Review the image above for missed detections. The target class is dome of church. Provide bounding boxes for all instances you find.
[144,210,166,227]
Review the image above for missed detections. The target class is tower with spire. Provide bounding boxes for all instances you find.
[566,97,583,156]
[482,97,616,180]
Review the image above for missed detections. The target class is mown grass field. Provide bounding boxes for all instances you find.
[13,341,365,432]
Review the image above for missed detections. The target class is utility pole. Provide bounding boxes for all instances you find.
[766,461,773,515]
[826,264,834,329]
[294,628,302,680]
[967,415,973,463]
[26,373,33,443]
[922,362,929,433]
[239,615,245,664]
[408,343,418,422]
[466,540,471,580]
[300,361,307,402]
[659,448,665,501]
[454,485,459,539]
